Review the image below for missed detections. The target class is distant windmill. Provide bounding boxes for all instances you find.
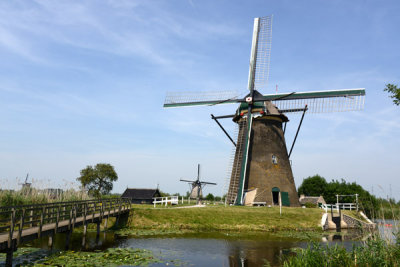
[180,164,217,205]
[165,15,365,206]
[18,173,32,190]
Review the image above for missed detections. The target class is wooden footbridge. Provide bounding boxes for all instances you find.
[0,198,131,266]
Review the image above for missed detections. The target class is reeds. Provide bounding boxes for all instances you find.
[282,236,400,267]
[0,179,90,207]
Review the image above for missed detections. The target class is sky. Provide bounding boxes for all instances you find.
[0,0,399,200]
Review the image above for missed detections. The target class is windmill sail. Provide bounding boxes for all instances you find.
[254,15,273,92]
[164,90,241,108]
[267,88,366,113]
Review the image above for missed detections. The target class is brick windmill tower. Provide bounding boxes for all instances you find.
[164,16,365,206]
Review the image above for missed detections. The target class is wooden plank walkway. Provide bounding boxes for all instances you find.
[0,198,131,266]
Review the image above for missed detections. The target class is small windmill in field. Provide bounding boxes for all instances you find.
[19,173,32,190]
[180,164,216,205]
[165,15,365,206]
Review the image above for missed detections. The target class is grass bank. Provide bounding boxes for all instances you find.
[120,205,324,236]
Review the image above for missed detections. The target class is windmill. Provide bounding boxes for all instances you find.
[19,173,32,190]
[180,164,217,205]
[165,16,365,206]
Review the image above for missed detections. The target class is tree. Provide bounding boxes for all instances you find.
[77,163,118,198]
[297,175,328,197]
[205,193,215,201]
[384,83,400,106]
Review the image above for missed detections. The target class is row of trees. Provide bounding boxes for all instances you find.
[297,175,375,204]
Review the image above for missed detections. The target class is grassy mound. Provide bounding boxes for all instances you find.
[122,205,323,235]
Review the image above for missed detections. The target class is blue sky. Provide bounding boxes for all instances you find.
[0,0,399,200]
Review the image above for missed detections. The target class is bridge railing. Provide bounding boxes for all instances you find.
[0,198,131,248]
[321,203,358,213]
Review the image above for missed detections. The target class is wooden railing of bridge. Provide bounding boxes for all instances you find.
[0,198,131,266]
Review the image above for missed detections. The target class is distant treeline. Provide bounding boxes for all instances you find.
[297,174,399,219]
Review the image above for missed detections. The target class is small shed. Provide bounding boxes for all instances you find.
[121,188,161,204]
[299,194,326,207]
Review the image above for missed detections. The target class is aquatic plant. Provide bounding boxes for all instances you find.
[32,248,163,266]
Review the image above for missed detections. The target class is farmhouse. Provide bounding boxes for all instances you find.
[121,188,161,204]
[299,194,326,207]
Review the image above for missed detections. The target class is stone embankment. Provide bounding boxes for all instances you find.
[321,211,376,230]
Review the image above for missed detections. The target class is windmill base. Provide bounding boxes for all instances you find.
[227,114,300,207]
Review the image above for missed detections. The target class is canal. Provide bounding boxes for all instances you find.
[2,220,398,266]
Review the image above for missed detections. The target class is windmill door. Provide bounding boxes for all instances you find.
[281,192,290,206]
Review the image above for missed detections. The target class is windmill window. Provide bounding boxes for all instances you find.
[272,155,278,164]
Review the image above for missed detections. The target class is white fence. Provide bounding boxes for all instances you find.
[321,203,358,213]
[153,196,179,207]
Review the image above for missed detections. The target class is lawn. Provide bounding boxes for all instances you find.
[124,205,324,233]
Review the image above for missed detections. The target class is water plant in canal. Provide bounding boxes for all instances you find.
[31,248,164,266]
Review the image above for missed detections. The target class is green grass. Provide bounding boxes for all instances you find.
[122,205,324,235]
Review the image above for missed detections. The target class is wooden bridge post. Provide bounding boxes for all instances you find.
[48,234,54,250]
[101,200,104,221]
[68,206,73,231]
[72,204,77,231]
[38,206,45,238]
[29,208,34,228]
[55,205,60,234]
[115,200,123,227]
[8,208,16,249]
[65,204,74,250]
[17,208,26,246]
[5,243,15,267]
[81,234,86,247]
[6,208,17,267]
[65,230,71,250]
[96,221,101,240]
[83,203,88,235]
[92,202,96,222]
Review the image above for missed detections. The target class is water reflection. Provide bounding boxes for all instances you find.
[225,240,292,266]
[27,231,118,252]
[375,219,399,244]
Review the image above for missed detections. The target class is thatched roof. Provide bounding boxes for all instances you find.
[121,188,160,200]
[299,195,326,205]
